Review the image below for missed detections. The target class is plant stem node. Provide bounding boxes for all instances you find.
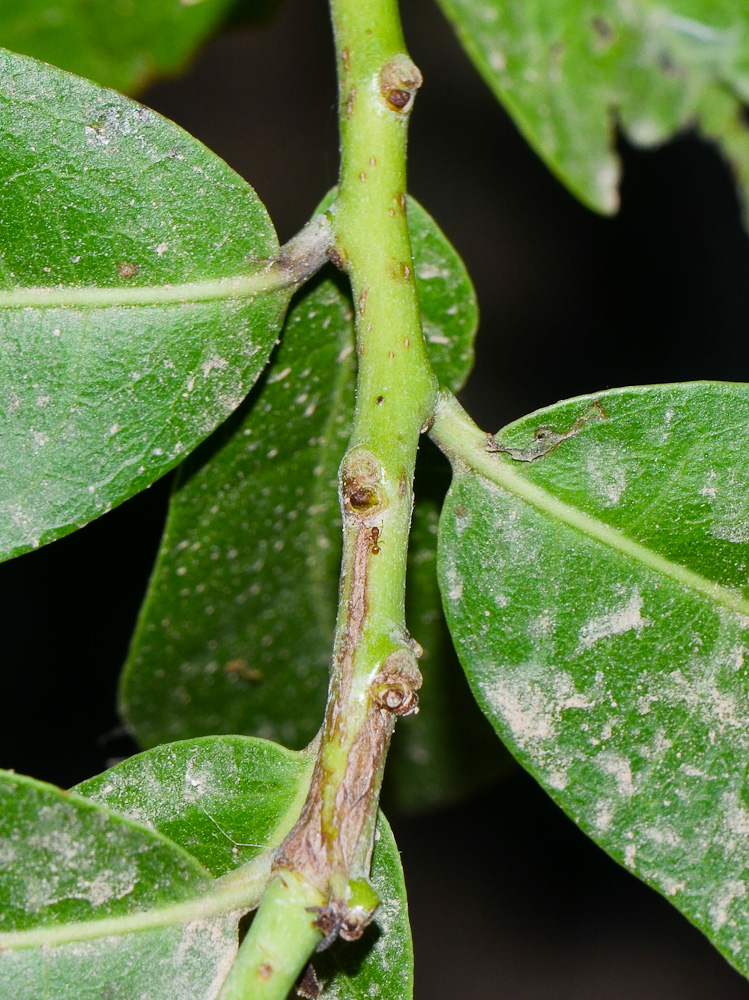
[380,54,423,113]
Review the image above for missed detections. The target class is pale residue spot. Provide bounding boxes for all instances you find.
[639,822,681,849]
[585,445,626,505]
[479,666,595,797]
[594,799,615,831]
[596,750,635,797]
[659,874,686,898]
[589,156,620,212]
[627,117,666,146]
[624,843,637,869]
[416,263,440,280]
[547,770,568,791]
[489,49,506,71]
[578,590,647,648]
[202,356,229,378]
[711,520,749,544]
[529,610,555,640]
[444,563,463,602]
[709,880,746,932]
[701,469,749,542]
[267,366,292,384]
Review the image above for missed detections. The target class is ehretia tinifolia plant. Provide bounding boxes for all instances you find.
[2,1,749,997]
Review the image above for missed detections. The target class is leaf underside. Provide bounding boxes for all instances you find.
[0,736,412,999]
[0,0,237,94]
[120,196,508,812]
[436,0,749,217]
[439,381,749,979]
[0,49,289,563]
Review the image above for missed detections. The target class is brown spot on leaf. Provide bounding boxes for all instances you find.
[117,261,138,279]
[225,659,263,682]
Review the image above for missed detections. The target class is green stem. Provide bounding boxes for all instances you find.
[229,0,438,992]
[218,872,324,1000]
[275,0,437,900]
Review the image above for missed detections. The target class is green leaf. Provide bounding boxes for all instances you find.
[0,737,412,997]
[120,198,502,809]
[0,50,289,562]
[438,382,749,979]
[76,736,413,1000]
[385,440,513,814]
[75,735,315,877]
[0,770,239,999]
[0,0,238,93]
[120,275,353,750]
[435,0,749,214]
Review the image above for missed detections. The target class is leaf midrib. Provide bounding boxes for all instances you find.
[0,855,269,952]
[0,270,287,310]
[464,445,749,617]
[432,396,749,618]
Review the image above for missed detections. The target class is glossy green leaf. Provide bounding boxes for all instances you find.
[438,382,749,978]
[75,735,315,877]
[76,736,413,1000]
[0,50,289,562]
[0,770,238,999]
[435,0,749,214]
[120,198,502,809]
[0,737,411,997]
[0,0,238,94]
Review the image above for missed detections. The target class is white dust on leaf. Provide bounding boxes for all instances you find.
[479,665,598,790]
[578,590,648,649]
[596,751,636,797]
[585,445,627,505]
[709,880,747,932]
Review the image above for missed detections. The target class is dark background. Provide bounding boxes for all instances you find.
[3,0,749,996]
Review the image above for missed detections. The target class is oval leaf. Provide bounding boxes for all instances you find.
[0,0,238,93]
[120,198,504,810]
[436,0,749,215]
[1,736,412,998]
[438,382,749,978]
[76,735,413,1000]
[0,50,289,561]
[0,770,237,1000]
